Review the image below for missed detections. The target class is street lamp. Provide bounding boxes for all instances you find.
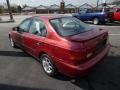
[6,0,14,21]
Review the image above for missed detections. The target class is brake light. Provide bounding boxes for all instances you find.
[68,49,87,65]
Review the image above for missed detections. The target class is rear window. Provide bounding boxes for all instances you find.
[94,8,110,13]
[50,17,92,36]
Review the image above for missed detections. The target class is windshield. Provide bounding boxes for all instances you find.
[50,17,92,36]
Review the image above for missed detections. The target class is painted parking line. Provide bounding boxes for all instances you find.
[91,26,120,28]
[109,34,120,35]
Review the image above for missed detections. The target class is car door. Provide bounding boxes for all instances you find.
[15,19,31,49]
[78,9,93,21]
[23,19,47,57]
[85,9,94,21]
[78,9,87,21]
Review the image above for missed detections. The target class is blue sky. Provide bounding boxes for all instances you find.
[0,0,113,6]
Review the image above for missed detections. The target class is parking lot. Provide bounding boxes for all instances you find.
[0,15,120,90]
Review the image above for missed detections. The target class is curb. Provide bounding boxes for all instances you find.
[0,20,15,23]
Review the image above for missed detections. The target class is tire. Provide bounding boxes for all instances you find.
[101,21,106,25]
[109,20,114,23]
[9,37,17,48]
[93,18,99,25]
[41,54,57,77]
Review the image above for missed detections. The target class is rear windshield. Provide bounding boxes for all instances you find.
[50,17,92,36]
[93,8,110,13]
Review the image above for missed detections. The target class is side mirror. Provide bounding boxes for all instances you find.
[16,27,23,33]
[16,27,20,31]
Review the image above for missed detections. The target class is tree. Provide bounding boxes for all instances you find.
[23,4,28,8]
[11,6,17,13]
[6,0,14,21]
[0,7,3,14]
[17,5,22,13]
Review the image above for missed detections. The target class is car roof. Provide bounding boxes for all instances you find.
[29,15,71,20]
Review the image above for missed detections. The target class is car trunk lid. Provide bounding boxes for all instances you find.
[66,28,108,61]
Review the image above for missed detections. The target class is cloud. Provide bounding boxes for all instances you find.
[0,0,113,6]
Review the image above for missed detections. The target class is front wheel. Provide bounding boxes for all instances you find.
[41,54,57,77]
[93,18,99,25]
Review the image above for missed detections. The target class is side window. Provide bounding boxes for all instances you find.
[79,9,86,14]
[29,20,47,37]
[87,9,93,13]
[39,21,47,37]
[19,19,31,32]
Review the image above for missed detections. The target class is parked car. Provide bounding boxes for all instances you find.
[72,9,109,25]
[9,16,110,78]
[108,8,120,22]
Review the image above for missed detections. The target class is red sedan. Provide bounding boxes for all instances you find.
[9,16,110,78]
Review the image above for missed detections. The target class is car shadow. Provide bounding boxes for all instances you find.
[0,83,52,90]
[0,49,120,90]
[70,55,120,90]
[53,73,72,81]
[53,45,120,90]
[103,22,120,26]
[85,21,120,26]
[0,51,30,57]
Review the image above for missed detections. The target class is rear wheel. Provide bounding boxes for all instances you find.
[101,21,106,25]
[41,54,57,77]
[109,19,114,23]
[93,18,99,25]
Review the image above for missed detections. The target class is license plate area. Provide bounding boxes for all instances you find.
[95,39,107,54]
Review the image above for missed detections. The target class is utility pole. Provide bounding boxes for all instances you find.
[97,0,99,8]
[102,0,106,12]
[6,0,14,21]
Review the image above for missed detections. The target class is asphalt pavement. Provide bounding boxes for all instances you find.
[0,15,120,90]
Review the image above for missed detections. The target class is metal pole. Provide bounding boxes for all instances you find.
[102,0,106,12]
[6,0,14,21]
[97,0,99,8]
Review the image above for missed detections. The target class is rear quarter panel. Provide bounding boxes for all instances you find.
[113,12,120,21]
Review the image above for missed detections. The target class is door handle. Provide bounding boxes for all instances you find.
[36,42,42,46]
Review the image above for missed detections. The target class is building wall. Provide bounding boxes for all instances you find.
[36,9,49,14]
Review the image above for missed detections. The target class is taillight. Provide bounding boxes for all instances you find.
[68,49,87,65]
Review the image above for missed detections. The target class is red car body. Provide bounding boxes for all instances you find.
[113,12,120,21]
[9,16,110,78]
[108,9,120,21]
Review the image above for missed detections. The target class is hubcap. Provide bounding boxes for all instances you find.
[10,38,14,47]
[42,57,53,74]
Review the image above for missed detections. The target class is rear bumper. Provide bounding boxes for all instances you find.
[54,44,110,78]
